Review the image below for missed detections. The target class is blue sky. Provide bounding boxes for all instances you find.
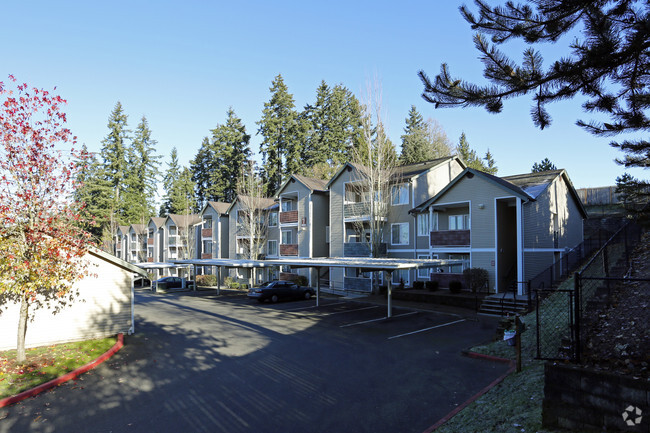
[4,1,644,189]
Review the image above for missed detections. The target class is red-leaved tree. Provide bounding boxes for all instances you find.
[0,76,93,362]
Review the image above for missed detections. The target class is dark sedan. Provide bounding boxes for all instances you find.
[152,276,184,292]
[247,280,315,303]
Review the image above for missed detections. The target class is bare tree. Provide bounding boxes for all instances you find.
[236,161,273,285]
[347,82,398,291]
[425,117,454,158]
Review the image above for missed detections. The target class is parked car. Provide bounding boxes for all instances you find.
[152,276,193,292]
[247,280,315,303]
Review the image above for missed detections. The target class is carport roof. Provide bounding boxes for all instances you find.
[171,257,463,271]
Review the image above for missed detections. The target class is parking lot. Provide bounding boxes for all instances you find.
[1,290,508,433]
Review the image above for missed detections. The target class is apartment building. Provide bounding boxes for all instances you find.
[327,156,465,293]
[198,201,230,276]
[273,174,329,286]
[163,214,203,266]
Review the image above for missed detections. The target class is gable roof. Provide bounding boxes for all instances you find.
[89,246,148,277]
[225,195,277,214]
[326,156,464,188]
[117,225,130,236]
[276,174,329,197]
[410,168,535,213]
[129,224,147,234]
[201,201,231,216]
[149,217,166,229]
[166,213,203,228]
[502,169,588,218]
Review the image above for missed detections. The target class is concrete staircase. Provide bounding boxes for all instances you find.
[478,294,530,316]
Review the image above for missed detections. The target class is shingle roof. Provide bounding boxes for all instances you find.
[393,156,459,180]
[149,217,166,228]
[292,174,328,192]
[501,170,564,199]
[129,224,147,234]
[206,201,231,215]
[167,214,203,228]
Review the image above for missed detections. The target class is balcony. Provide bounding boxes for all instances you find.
[280,210,298,224]
[201,253,212,259]
[344,242,387,257]
[147,257,154,263]
[202,228,212,239]
[344,202,370,219]
[147,238,154,245]
[168,236,186,247]
[430,230,470,247]
[280,244,298,256]
[116,244,122,250]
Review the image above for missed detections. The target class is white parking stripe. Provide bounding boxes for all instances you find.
[340,311,418,328]
[387,319,467,340]
[321,305,380,316]
[281,301,347,312]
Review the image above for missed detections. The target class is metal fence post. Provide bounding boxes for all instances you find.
[574,272,581,363]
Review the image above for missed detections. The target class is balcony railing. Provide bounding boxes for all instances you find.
[147,257,154,263]
[280,210,299,224]
[344,202,370,219]
[430,230,471,247]
[147,238,154,245]
[202,228,213,238]
[280,244,299,256]
[201,253,212,259]
[168,236,186,247]
[343,242,387,257]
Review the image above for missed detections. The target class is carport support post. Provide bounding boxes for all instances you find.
[386,270,393,318]
[315,266,321,307]
[217,266,221,296]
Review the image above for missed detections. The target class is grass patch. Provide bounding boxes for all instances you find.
[437,283,598,433]
[0,336,116,399]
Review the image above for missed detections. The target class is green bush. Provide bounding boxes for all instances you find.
[413,281,424,290]
[463,267,489,293]
[449,280,463,293]
[196,274,218,287]
[224,276,235,288]
[425,280,439,292]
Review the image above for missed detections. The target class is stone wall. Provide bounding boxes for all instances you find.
[543,362,649,432]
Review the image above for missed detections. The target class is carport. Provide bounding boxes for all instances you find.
[173,257,463,318]
[135,262,193,281]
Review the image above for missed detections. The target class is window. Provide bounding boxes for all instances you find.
[392,269,409,286]
[203,218,212,229]
[418,255,434,279]
[417,213,430,236]
[281,200,293,212]
[267,240,278,257]
[203,240,212,255]
[448,253,468,273]
[391,184,409,205]
[281,230,293,245]
[269,212,278,227]
[449,214,470,230]
[391,223,409,245]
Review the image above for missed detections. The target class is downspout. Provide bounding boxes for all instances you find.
[516,197,524,295]
[129,274,135,335]
[309,194,314,286]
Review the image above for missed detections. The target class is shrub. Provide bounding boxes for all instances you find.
[413,281,424,290]
[224,276,235,288]
[449,280,463,293]
[294,275,309,286]
[196,274,218,287]
[463,267,489,293]
[425,280,438,292]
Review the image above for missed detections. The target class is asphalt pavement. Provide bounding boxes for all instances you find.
[0,290,508,433]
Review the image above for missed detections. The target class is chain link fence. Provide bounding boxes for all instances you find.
[535,220,645,361]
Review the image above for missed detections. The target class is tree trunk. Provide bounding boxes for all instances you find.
[17,296,29,363]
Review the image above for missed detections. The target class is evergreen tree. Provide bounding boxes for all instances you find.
[532,158,558,173]
[123,115,161,223]
[74,145,114,240]
[168,167,197,215]
[99,101,130,230]
[192,108,251,206]
[400,105,430,164]
[456,133,498,174]
[257,74,302,195]
[418,0,649,190]
[160,147,181,216]
[303,81,364,171]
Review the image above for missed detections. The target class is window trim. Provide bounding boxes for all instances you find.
[417,213,430,237]
[267,239,278,257]
[269,211,278,227]
[390,222,409,245]
[391,183,409,206]
[281,230,293,245]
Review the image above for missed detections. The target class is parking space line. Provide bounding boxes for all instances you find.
[320,305,380,316]
[281,301,347,312]
[387,319,467,340]
[340,311,418,328]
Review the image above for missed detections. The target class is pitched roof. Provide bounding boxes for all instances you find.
[226,195,277,214]
[204,201,231,215]
[393,156,463,180]
[117,225,130,235]
[501,170,564,199]
[411,168,534,213]
[129,224,147,234]
[291,174,328,192]
[149,217,166,228]
[89,246,148,277]
[167,213,203,227]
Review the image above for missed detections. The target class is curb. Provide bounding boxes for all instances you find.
[422,351,515,433]
[0,333,124,408]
